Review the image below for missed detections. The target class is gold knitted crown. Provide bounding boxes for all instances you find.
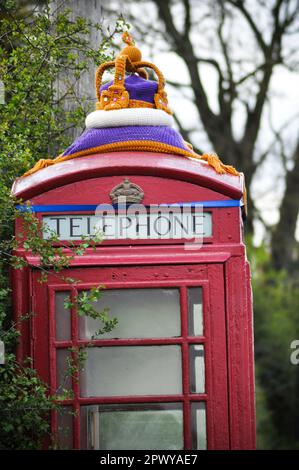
[22,32,241,180]
[95,31,172,115]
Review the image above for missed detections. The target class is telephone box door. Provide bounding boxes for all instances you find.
[31,262,229,450]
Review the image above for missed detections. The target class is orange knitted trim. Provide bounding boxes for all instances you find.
[22,142,240,177]
[96,99,155,110]
[133,61,172,115]
[95,61,115,102]
[128,99,155,109]
[122,31,135,46]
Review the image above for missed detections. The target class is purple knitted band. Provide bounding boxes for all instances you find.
[62,126,189,156]
[100,74,158,104]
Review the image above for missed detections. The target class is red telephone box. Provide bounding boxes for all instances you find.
[12,150,255,450]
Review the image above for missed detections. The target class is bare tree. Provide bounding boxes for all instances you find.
[272,136,299,270]
[50,0,299,269]
[101,0,299,269]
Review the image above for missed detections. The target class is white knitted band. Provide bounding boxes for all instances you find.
[85,108,174,129]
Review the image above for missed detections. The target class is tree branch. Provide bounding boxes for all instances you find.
[254,111,299,170]
[272,137,299,270]
[226,0,269,56]
[183,0,191,39]
[152,0,229,149]
[240,0,293,159]
[216,1,235,114]
[173,113,203,154]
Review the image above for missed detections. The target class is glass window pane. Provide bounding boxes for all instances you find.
[55,291,71,341]
[190,345,205,394]
[79,288,181,339]
[191,402,207,449]
[56,349,72,392]
[80,405,91,450]
[188,287,203,336]
[80,346,182,397]
[57,406,73,450]
[81,404,184,450]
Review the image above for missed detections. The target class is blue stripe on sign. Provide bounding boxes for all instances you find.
[16,204,98,212]
[15,200,242,212]
[161,200,242,208]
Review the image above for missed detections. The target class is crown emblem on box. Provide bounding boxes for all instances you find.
[110,179,144,204]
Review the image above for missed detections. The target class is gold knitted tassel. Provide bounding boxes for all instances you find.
[190,153,240,176]
[23,149,240,178]
[23,159,56,176]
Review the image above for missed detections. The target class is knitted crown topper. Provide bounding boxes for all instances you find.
[22,31,240,179]
[95,31,171,114]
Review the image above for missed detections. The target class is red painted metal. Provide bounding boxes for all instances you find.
[180,286,191,449]
[11,150,255,450]
[15,247,236,267]
[11,266,31,362]
[30,263,229,450]
[224,256,256,449]
[12,152,244,201]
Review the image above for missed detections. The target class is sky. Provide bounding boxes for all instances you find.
[58,0,299,245]
[152,50,299,244]
[123,0,299,245]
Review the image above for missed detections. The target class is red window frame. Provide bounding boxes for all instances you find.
[32,263,229,450]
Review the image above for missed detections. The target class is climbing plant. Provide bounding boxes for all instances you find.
[0,0,125,449]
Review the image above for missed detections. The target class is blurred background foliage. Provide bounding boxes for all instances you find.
[0,0,299,449]
[0,0,125,448]
[247,239,299,448]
